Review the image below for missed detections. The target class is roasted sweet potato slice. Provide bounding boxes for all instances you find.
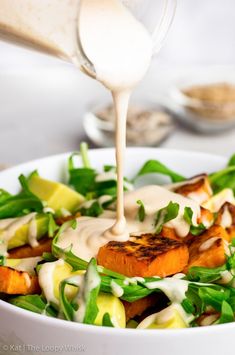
[123,294,158,321]
[0,266,40,295]
[161,227,181,241]
[8,237,52,259]
[174,175,212,204]
[185,225,230,272]
[215,203,235,240]
[97,234,189,277]
[199,207,214,228]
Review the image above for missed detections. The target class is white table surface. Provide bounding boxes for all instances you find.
[1,57,235,166]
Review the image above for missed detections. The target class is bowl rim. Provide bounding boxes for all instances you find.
[0,147,234,336]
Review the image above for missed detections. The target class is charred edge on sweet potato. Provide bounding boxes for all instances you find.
[97,233,189,278]
[175,175,212,203]
[184,225,229,272]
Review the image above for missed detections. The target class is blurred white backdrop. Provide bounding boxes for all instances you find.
[1,0,235,164]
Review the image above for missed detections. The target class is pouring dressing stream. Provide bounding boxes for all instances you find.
[77,0,153,238]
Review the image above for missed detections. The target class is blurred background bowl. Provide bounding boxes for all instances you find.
[162,66,235,133]
[83,100,175,147]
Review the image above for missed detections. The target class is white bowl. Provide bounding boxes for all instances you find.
[0,148,233,355]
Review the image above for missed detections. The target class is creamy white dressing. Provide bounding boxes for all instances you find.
[23,273,32,289]
[187,191,211,205]
[221,206,233,229]
[80,195,113,210]
[98,195,113,206]
[199,237,221,252]
[7,256,42,275]
[43,207,55,214]
[172,273,186,280]
[74,265,100,323]
[132,276,145,283]
[223,239,230,256]
[28,216,39,248]
[0,212,37,255]
[57,217,119,261]
[145,278,190,304]
[199,314,219,327]
[57,184,201,261]
[110,280,124,298]
[202,188,235,213]
[218,270,234,285]
[78,0,152,240]
[60,208,72,218]
[137,303,193,329]
[124,185,201,238]
[95,172,117,183]
[38,259,65,305]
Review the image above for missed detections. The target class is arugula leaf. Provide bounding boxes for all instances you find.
[228,154,235,167]
[69,166,97,196]
[19,174,35,196]
[0,173,43,219]
[42,252,57,262]
[68,143,133,198]
[155,202,180,234]
[228,296,235,312]
[198,287,230,312]
[185,284,204,316]
[68,144,97,196]
[209,158,235,194]
[181,298,195,315]
[83,258,101,324]
[52,221,88,271]
[187,265,227,283]
[226,251,235,270]
[104,165,116,173]
[184,207,206,236]
[80,142,92,168]
[0,189,12,204]
[137,200,146,222]
[217,300,234,324]
[102,313,115,327]
[10,295,57,317]
[47,213,59,237]
[59,278,79,321]
[134,160,185,183]
[0,195,43,219]
[100,275,153,303]
[79,201,103,217]
[0,255,5,266]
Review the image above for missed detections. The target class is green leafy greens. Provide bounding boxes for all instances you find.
[134,160,185,183]
[184,207,206,236]
[155,202,180,234]
[137,200,146,222]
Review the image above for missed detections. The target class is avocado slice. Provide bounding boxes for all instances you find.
[28,175,84,213]
[95,293,126,328]
[137,304,188,329]
[3,214,49,250]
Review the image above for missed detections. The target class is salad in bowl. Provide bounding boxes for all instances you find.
[1,143,235,333]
